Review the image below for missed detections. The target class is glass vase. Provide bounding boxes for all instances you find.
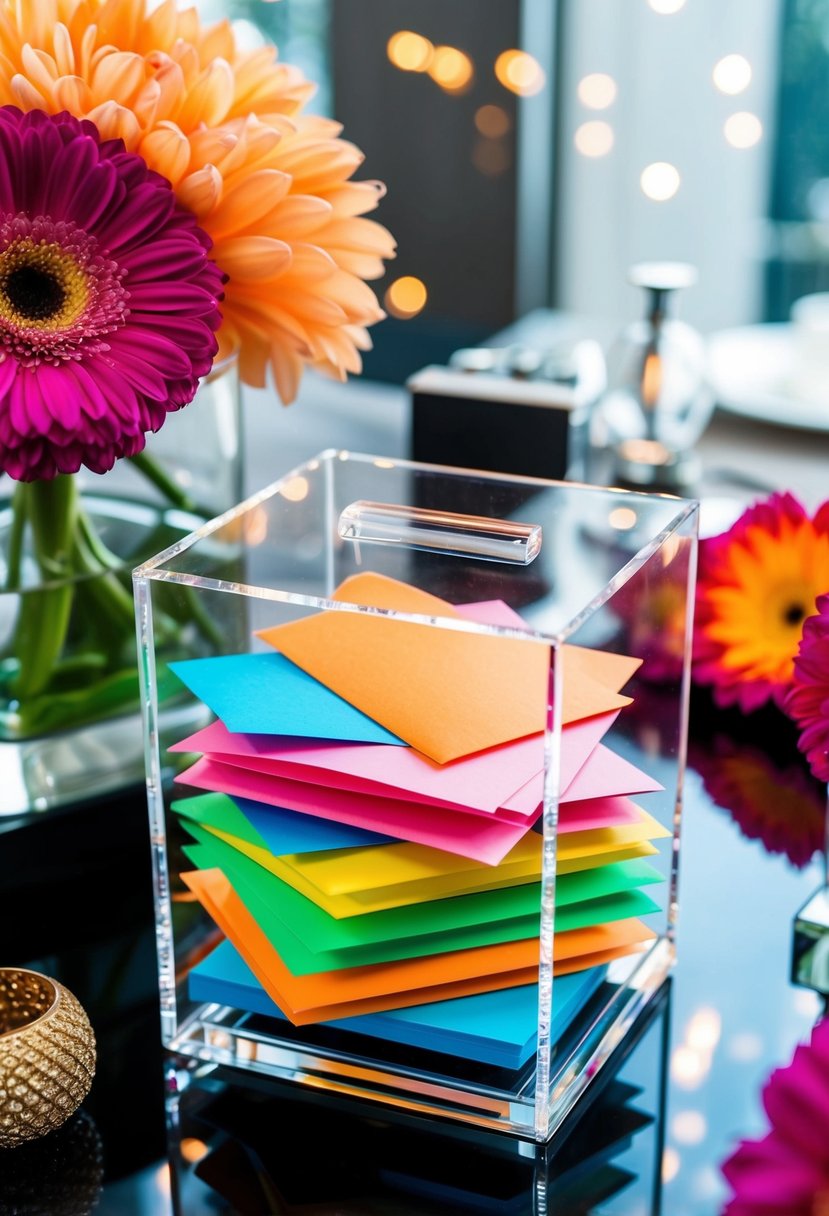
[0,357,242,816]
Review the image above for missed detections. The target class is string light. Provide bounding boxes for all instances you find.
[472,138,511,176]
[640,161,681,201]
[495,50,546,96]
[574,120,614,158]
[724,111,763,148]
[578,73,618,110]
[672,1111,708,1146]
[662,1147,681,1183]
[475,104,511,137]
[713,54,752,95]
[387,31,434,73]
[385,276,428,319]
[428,46,474,93]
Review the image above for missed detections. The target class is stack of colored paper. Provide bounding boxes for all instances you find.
[169,573,668,1058]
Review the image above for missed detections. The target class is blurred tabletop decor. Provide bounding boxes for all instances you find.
[721,1018,829,1215]
[0,967,96,1148]
[0,0,394,817]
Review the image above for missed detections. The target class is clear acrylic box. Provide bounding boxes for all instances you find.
[135,451,697,1142]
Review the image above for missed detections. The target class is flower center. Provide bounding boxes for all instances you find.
[0,215,128,366]
[0,238,89,332]
[5,264,65,321]
[783,602,806,627]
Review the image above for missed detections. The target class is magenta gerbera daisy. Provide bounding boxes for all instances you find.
[786,591,829,783]
[722,1019,829,1215]
[693,493,829,711]
[0,107,224,481]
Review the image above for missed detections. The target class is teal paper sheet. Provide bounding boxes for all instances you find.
[189,938,607,1069]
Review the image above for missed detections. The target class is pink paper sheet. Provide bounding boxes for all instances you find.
[171,710,619,817]
[176,757,538,865]
[557,796,644,833]
[500,744,664,820]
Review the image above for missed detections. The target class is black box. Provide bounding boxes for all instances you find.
[408,341,603,482]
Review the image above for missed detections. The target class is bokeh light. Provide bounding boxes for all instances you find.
[429,46,474,93]
[574,120,614,158]
[724,111,763,148]
[495,50,546,96]
[472,137,511,177]
[713,53,752,95]
[671,1045,707,1088]
[385,276,428,319]
[640,161,681,201]
[577,72,618,109]
[387,31,434,73]
[686,1007,722,1053]
[609,507,638,531]
[672,1110,708,1146]
[662,1147,681,1183]
[475,104,511,137]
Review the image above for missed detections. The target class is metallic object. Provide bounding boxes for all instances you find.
[410,338,606,483]
[792,887,829,1000]
[591,262,712,492]
[0,968,96,1148]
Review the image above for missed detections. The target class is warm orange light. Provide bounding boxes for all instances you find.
[387,31,434,73]
[279,475,310,503]
[495,50,546,97]
[472,137,511,177]
[428,46,474,93]
[475,104,511,138]
[641,351,663,407]
[180,1138,210,1164]
[385,276,428,319]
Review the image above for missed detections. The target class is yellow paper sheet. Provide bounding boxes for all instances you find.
[203,808,666,917]
[257,573,641,764]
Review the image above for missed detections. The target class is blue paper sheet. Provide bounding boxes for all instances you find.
[189,940,606,1069]
[234,796,390,853]
[169,652,404,745]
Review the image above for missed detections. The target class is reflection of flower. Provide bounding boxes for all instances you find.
[690,732,825,868]
[0,0,394,401]
[616,581,688,684]
[0,107,223,480]
[786,593,829,784]
[694,493,829,712]
[722,1019,829,1215]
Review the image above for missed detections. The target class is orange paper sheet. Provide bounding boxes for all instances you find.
[182,867,656,1024]
[257,573,640,764]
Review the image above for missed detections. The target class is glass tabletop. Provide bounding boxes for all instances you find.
[0,686,824,1216]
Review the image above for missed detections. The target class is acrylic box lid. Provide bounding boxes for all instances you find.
[134,449,697,645]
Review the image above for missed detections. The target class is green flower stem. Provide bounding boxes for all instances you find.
[71,517,135,632]
[10,476,78,699]
[4,481,27,592]
[129,451,199,514]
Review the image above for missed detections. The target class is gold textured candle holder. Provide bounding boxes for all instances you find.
[0,969,96,1149]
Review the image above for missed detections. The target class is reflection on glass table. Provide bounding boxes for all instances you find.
[166,985,669,1216]
[0,682,826,1215]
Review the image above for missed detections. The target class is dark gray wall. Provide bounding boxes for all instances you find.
[331,0,521,331]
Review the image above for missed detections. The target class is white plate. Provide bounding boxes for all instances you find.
[708,323,829,432]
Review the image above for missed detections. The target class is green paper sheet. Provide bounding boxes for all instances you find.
[182,825,661,977]
[172,794,664,915]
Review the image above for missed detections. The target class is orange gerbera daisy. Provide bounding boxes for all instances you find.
[694,493,829,711]
[0,0,395,400]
